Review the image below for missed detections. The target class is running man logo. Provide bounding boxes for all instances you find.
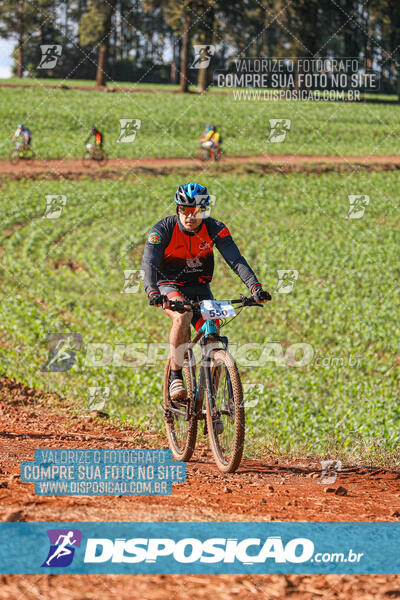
[242,383,264,409]
[191,45,216,69]
[318,460,342,485]
[38,45,62,69]
[43,195,67,219]
[117,119,142,143]
[185,257,203,270]
[41,333,82,372]
[200,194,216,219]
[267,119,291,143]
[346,195,369,219]
[87,386,110,411]
[121,269,145,294]
[275,270,299,294]
[42,529,82,568]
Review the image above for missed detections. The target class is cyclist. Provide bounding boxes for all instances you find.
[142,182,271,400]
[199,124,221,152]
[85,125,103,152]
[12,124,32,149]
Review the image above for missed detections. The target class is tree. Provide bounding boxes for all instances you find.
[0,0,37,77]
[373,0,400,100]
[195,1,215,92]
[79,0,117,86]
[143,0,201,92]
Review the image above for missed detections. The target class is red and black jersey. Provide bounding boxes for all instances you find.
[142,215,259,295]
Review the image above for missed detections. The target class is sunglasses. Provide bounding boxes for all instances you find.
[178,205,206,216]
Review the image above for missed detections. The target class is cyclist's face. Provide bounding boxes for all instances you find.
[178,205,204,230]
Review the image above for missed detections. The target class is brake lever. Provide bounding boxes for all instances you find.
[241,296,264,308]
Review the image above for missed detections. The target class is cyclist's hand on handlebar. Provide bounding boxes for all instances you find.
[148,291,165,307]
[251,284,272,304]
[166,299,191,313]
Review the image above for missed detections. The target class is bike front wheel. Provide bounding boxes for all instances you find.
[206,349,244,473]
[163,350,198,462]
[197,148,209,162]
[81,151,93,167]
[9,149,20,165]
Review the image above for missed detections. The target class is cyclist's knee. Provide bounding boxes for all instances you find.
[172,310,192,328]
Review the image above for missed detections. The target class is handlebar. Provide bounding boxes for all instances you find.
[166,294,264,313]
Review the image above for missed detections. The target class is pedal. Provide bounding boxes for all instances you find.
[163,408,174,424]
[215,419,224,435]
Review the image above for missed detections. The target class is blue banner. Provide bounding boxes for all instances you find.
[0,522,399,574]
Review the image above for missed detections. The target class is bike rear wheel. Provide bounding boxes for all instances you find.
[163,350,198,461]
[97,150,108,166]
[24,147,35,161]
[206,349,244,473]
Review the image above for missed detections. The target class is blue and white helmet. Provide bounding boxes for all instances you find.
[174,183,210,207]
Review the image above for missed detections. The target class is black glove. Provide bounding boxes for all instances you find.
[148,291,164,306]
[251,284,272,303]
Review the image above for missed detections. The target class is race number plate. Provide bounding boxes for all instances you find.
[200,300,236,320]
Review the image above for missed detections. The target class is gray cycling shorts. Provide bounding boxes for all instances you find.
[158,283,214,331]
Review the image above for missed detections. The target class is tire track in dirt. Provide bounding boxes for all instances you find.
[0,376,400,598]
[1,153,400,180]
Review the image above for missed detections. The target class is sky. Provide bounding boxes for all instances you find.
[0,39,14,78]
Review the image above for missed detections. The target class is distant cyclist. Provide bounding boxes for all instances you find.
[85,125,103,152]
[142,182,271,401]
[199,124,221,152]
[12,124,32,148]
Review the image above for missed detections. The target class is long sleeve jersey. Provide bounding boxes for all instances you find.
[141,215,259,295]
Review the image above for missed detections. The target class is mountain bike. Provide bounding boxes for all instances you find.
[81,145,108,167]
[9,144,36,165]
[198,145,222,162]
[163,295,263,473]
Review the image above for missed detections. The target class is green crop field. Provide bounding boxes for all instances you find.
[1,170,399,463]
[0,83,399,159]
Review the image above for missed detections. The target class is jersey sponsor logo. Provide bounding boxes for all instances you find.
[199,240,212,250]
[218,226,230,239]
[148,232,161,244]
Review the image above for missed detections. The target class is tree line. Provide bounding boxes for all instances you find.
[0,0,399,96]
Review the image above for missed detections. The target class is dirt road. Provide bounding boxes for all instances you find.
[0,376,399,598]
[1,153,400,180]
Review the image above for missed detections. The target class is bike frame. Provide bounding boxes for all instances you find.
[184,318,229,422]
[166,296,262,421]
